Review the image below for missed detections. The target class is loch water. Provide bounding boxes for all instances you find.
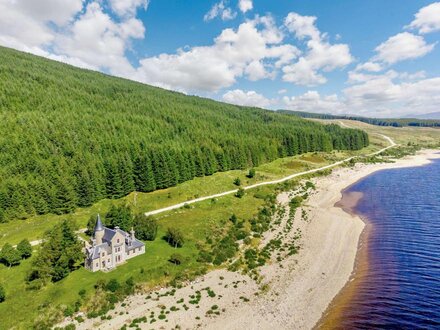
[324,157,440,329]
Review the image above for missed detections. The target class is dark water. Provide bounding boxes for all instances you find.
[332,158,440,329]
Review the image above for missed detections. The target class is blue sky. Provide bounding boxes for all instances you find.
[1,0,440,117]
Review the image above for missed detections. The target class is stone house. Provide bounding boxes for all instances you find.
[84,215,145,272]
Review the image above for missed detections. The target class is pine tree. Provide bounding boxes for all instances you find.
[0,243,21,267]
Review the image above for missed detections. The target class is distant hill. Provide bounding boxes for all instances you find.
[0,46,369,221]
[405,111,440,120]
[279,110,440,128]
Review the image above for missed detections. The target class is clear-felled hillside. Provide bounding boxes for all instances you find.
[0,46,368,221]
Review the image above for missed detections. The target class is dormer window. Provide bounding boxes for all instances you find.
[102,252,105,257]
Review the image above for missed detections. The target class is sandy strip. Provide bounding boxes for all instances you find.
[67,149,440,330]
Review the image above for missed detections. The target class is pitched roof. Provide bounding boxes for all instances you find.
[90,242,111,260]
[126,238,144,251]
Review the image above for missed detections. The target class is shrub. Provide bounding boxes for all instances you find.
[0,285,5,303]
[17,239,32,259]
[169,253,183,265]
[0,243,21,267]
[235,188,245,198]
[164,228,185,248]
[233,178,241,186]
[78,289,86,299]
[133,214,158,241]
[106,279,120,292]
[64,306,75,317]
[247,168,256,178]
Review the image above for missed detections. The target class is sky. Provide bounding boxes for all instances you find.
[1,0,440,117]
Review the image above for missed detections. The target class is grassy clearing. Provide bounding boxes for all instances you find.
[0,185,271,329]
[0,150,361,246]
[2,122,437,328]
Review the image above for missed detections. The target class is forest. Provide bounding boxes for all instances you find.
[279,110,440,128]
[0,46,368,221]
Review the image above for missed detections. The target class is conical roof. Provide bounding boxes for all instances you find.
[95,214,104,232]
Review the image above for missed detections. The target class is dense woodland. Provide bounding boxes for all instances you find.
[0,47,368,221]
[280,110,440,128]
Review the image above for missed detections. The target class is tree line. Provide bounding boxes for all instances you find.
[279,110,440,128]
[0,46,369,222]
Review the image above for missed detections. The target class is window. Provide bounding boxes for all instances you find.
[102,252,105,257]
[96,263,98,267]
[117,239,120,243]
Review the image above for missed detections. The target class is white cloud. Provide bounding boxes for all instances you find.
[134,16,299,91]
[284,12,320,41]
[14,0,84,26]
[108,0,149,17]
[0,0,147,77]
[278,89,287,94]
[282,91,343,113]
[355,62,383,72]
[280,70,440,117]
[282,12,353,86]
[223,89,271,107]
[343,74,440,116]
[238,0,253,13]
[0,0,84,50]
[55,2,144,75]
[373,32,435,64]
[407,2,440,34]
[245,60,271,81]
[204,1,236,22]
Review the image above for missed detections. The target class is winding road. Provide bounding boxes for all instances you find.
[14,123,395,248]
[144,124,396,217]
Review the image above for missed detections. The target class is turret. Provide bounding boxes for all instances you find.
[130,227,135,240]
[94,214,104,245]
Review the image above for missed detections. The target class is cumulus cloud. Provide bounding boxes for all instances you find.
[373,32,435,64]
[15,0,84,26]
[238,0,253,13]
[0,0,84,50]
[108,0,149,17]
[223,89,271,107]
[354,62,383,72]
[204,1,236,22]
[342,75,440,115]
[407,2,440,34]
[280,70,440,117]
[343,73,440,116]
[0,0,146,76]
[282,12,353,86]
[282,91,343,113]
[55,2,144,75]
[134,15,300,91]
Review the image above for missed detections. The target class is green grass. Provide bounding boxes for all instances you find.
[0,150,364,246]
[0,185,270,329]
[3,124,430,329]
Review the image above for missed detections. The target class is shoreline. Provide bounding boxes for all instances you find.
[316,149,440,329]
[64,149,440,330]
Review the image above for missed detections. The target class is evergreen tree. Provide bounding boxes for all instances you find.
[133,214,158,241]
[0,243,21,267]
[105,205,133,231]
[16,239,32,259]
[28,220,83,284]
[165,228,185,248]
[0,46,370,222]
